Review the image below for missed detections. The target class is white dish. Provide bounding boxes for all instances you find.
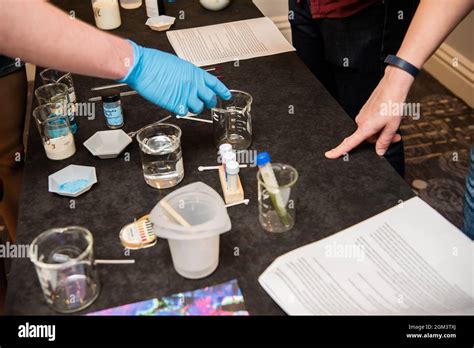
[199,0,231,11]
[83,130,132,159]
[48,165,98,198]
[146,15,176,31]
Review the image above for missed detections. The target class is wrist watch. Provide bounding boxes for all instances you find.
[384,54,420,78]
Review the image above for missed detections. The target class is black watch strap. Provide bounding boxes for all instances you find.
[384,54,420,78]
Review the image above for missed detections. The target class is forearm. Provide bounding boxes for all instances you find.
[395,0,472,72]
[0,0,132,80]
[326,0,472,159]
[383,0,472,95]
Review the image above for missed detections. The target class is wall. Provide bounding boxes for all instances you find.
[445,12,474,62]
[252,0,291,42]
[424,13,474,107]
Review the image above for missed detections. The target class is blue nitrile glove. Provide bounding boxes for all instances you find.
[119,41,231,116]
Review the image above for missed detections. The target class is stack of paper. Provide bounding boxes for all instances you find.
[167,17,295,67]
[259,197,474,315]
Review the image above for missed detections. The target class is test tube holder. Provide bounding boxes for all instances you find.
[218,166,244,205]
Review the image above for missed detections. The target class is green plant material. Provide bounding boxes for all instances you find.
[269,191,290,227]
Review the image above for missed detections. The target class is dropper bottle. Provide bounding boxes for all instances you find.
[256,152,290,227]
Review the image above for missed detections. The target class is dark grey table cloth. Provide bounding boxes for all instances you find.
[5,0,414,315]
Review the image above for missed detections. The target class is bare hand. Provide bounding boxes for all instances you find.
[325,67,415,159]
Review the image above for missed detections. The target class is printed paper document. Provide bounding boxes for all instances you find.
[166,17,295,67]
[259,197,474,315]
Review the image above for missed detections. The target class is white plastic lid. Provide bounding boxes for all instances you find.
[222,151,236,164]
[225,161,240,175]
[219,143,233,156]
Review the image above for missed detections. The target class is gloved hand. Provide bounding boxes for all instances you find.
[119,40,231,116]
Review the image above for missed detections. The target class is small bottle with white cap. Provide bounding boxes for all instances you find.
[222,151,236,178]
[219,143,233,157]
[217,146,244,204]
[219,143,233,175]
[225,161,240,192]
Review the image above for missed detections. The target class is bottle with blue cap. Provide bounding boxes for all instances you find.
[257,152,290,227]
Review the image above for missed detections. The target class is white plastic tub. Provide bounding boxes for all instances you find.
[150,182,231,279]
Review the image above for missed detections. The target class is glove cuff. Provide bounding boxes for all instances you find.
[118,40,143,84]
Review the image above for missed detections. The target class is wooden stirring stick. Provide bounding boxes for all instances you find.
[160,200,191,227]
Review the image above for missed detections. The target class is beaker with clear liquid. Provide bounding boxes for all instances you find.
[137,123,184,189]
[212,90,253,150]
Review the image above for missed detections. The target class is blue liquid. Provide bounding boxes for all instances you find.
[46,114,75,138]
[69,119,78,134]
[58,179,90,194]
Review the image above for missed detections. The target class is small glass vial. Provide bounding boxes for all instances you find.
[225,160,239,192]
[102,89,124,129]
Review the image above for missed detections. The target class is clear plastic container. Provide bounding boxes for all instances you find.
[149,182,232,279]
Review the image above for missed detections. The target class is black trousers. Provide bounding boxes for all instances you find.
[0,66,26,313]
[289,0,419,177]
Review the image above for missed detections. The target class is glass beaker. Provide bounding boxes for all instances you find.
[212,90,253,150]
[137,123,184,189]
[40,69,77,104]
[33,103,76,160]
[35,82,77,133]
[29,226,100,313]
[35,82,69,105]
[257,163,298,233]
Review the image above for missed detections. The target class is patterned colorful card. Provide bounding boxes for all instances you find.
[87,279,248,316]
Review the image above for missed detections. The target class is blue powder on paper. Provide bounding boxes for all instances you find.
[58,179,90,194]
